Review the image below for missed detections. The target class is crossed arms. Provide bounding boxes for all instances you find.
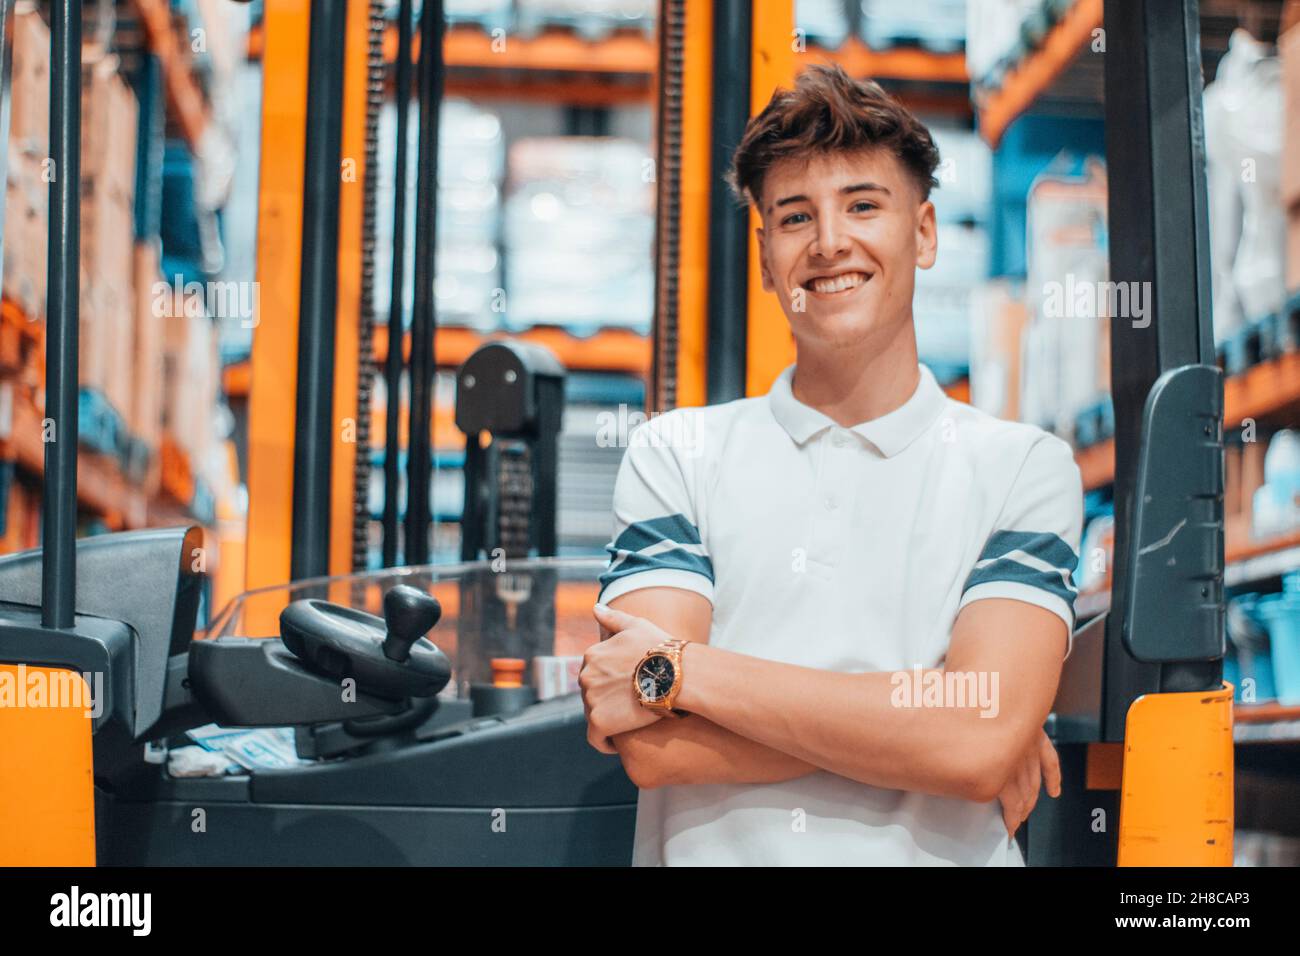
[580,585,1066,833]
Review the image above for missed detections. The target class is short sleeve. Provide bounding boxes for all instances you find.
[957,435,1083,655]
[597,416,714,606]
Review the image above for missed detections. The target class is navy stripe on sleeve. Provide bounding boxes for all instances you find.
[962,530,1079,610]
[599,514,713,593]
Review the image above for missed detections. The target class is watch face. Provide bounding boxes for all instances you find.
[636,654,676,702]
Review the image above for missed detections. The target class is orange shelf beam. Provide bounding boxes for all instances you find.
[0,299,42,374]
[1076,437,1114,492]
[222,359,253,399]
[807,37,968,84]
[1076,350,1300,490]
[1224,350,1300,427]
[435,26,657,73]
[1226,526,1300,567]
[228,325,650,392]
[977,0,1102,147]
[371,324,650,375]
[1235,701,1300,725]
[2,387,147,530]
[251,22,970,89]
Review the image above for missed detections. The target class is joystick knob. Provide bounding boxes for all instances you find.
[382,585,442,663]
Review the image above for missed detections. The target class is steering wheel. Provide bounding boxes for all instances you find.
[279,585,452,701]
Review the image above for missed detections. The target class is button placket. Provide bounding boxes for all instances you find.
[805,430,859,569]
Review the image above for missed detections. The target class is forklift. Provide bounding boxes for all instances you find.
[0,0,1230,866]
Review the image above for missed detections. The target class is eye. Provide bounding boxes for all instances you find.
[850,200,878,213]
[781,211,810,227]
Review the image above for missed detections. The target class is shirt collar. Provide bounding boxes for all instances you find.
[767,362,947,458]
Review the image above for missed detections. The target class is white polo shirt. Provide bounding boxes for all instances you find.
[597,361,1083,866]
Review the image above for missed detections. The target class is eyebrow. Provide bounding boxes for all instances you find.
[770,181,892,211]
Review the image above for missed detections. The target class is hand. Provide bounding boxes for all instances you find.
[997,729,1062,841]
[579,604,675,754]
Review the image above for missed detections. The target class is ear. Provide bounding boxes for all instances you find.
[915,200,938,270]
[757,225,775,293]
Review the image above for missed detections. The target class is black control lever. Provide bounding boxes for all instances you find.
[280,586,451,701]
[383,585,441,662]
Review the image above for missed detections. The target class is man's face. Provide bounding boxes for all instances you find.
[756,148,937,350]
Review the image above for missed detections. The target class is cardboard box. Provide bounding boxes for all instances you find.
[1288,207,1300,291]
[160,303,219,466]
[77,48,139,418]
[1281,23,1300,211]
[2,148,48,321]
[1241,435,1268,518]
[10,4,51,157]
[1224,443,1242,519]
[130,241,165,450]
[969,280,1028,421]
[1282,22,1300,289]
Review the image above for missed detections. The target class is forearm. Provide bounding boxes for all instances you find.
[613,714,818,789]
[675,645,1027,801]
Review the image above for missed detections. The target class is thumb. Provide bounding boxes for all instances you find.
[593,602,640,635]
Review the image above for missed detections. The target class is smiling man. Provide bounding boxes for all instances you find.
[580,64,1082,866]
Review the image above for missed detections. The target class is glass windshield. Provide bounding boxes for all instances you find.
[205,557,607,699]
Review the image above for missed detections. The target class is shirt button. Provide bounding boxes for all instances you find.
[824,498,837,511]
[832,431,848,448]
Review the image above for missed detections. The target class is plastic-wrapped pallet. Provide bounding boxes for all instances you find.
[515,0,655,39]
[503,137,654,333]
[375,99,505,330]
[861,0,967,54]
[444,0,513,33]
[965,0,1038,88]
[915,222,988,367]
[929,126,993,224]
[797,0,851,49]
[1022,158,1108,439]
[1283,17,1300,289]
[968,279,1028,422]
[1204,29,1289,345]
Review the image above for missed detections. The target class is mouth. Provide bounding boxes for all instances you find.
[802,270,872,297]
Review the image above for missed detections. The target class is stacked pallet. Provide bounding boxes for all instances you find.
[2,6,50,321]
[80,44,140,427]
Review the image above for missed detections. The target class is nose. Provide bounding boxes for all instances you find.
[811,212,850,260]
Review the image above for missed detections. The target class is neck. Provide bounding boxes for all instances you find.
[790,319,921,427]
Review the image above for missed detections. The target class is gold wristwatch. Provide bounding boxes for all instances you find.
[633,638,689,717]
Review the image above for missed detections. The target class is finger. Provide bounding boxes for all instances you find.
[1019,758,1038,821]
[1022,762,1041,821]
[1004,764,1033,837]
[592,602,640,636]
[1001,796,1019,841]
[1039,733,1062,798]
[586,723,617,755]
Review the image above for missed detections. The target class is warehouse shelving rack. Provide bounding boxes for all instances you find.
[990,0,1300,812]
[0,1,232,548]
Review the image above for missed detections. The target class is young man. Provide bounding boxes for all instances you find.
[579,64,1082,866]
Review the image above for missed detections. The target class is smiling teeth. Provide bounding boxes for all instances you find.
[810,272,867,294]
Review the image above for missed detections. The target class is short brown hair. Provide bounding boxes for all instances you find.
[726,63,941,209]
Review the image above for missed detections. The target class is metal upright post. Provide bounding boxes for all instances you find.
[405,0,445,566]
[706,0,751,404]
[290,0,349,581]
[382,0,414,568]
[42,0,81,629]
